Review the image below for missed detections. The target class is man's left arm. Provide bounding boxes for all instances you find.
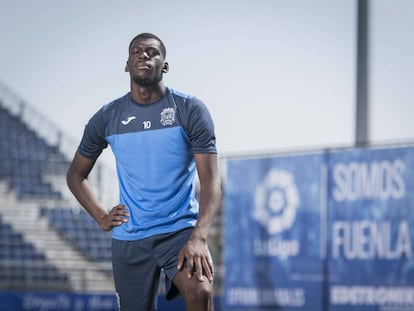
[177,153,222,282]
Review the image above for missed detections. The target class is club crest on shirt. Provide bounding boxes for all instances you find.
[160,107,176,126]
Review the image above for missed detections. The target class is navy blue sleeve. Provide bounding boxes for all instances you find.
[78,107,108,159]
[187,97,217,154]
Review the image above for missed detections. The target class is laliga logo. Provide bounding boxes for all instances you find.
[253,169,300,235]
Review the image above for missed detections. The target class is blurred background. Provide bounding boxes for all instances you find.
[0,0,413,310]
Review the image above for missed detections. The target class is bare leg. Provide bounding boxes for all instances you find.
[173,268,214,311]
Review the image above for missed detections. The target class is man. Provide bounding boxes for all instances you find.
[66,32,221,311]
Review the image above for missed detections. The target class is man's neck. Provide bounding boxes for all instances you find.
[130,83,166,105]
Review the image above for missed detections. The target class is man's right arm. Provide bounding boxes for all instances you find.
[66,151,129,231]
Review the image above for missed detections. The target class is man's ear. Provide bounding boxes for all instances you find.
[125,61,129,72]
[162,62,169,73]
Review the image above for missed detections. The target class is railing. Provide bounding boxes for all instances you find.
[0,80,118,208]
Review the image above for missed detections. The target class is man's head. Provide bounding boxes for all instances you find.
[125,33,169,87]
[128,33,167,58]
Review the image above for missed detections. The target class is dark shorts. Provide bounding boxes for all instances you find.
[112,227,193,311]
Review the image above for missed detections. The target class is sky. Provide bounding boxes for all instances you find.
[0,0,413,162]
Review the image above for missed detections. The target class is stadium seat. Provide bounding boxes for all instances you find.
[0,217,71,290]
[0,106,67,199]
[43,207,112,262]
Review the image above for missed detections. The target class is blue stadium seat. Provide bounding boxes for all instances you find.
[0,105,67,199]
[0,217,71,290]
[43,207,112,262]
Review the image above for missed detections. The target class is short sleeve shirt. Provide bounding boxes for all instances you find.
[78,87,217,240]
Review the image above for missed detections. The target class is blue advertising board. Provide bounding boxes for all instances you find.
[224,152,326,310]
[0,292,118,311]
[327,146,414,311]
[0,292,221,311]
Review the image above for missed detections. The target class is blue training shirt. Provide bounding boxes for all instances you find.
[78,87,217,240]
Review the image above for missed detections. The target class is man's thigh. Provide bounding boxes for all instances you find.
[153,227,194,300]
[112,239,160,311]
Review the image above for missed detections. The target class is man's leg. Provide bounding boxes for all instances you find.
[154,228,214,311]
[112,239,160,311]
[173,269,214,311]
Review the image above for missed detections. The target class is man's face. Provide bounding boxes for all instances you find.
[126,38,168,87]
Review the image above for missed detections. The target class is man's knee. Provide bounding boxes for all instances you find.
[183,279,213,302]
[194,281,213,299]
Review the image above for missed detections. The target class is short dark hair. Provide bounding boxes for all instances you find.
[128,33,167,58]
